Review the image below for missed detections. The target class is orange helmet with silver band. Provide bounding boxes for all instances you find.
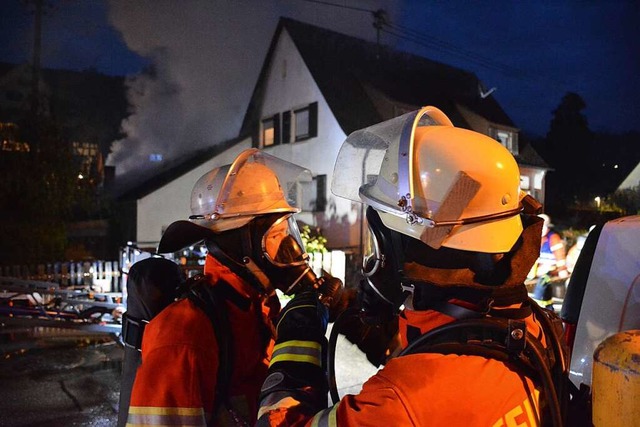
[158,149,317,295]
[189,148,311,232]
[332,106,524,253]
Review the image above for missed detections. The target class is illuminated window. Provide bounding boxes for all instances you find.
[534,172,544,190]
[520,175,530,191]
[261,115,279,147]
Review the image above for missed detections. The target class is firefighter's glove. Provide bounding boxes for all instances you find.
[276,289,328,344]
[318,272,357,322]
[340,313,400,367]
[262,290,329,413]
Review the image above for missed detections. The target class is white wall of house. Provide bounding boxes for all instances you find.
[136,139,251,244]
[618,162,640,190]
[258,29,361,250]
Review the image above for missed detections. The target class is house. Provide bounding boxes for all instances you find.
[121,18,549,254]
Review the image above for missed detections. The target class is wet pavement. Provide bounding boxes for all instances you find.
[0,319,123,427]
[0,318,376,427]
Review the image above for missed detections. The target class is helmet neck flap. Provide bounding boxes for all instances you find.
[361,210,544,320]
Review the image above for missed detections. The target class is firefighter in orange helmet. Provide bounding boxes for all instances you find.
[257,107,567,426]
[124,149,327,427]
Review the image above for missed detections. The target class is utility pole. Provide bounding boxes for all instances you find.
[30,0,43,121]
[372,9,387,59]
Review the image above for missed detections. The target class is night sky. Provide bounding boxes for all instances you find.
[1,0,638,175]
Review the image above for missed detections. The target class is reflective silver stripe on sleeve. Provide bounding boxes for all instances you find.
[126,406,206,426]
[310,402,339,427]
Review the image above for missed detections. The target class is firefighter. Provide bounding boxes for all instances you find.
[124,149,326,427]
[257,107,565,426]
[534,214,568,279]
[532,213,568,308]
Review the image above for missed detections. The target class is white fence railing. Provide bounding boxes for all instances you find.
[0,260,122,293]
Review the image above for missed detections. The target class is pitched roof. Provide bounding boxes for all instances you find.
[515,136,551,169]
[114,135,246,201]
[241,18,515,136]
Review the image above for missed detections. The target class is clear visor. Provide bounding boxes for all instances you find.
[262,215,308,267]
[331,106,453,207]
[191,148,313,220]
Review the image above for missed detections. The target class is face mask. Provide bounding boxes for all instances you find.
[255,214,321,295]
[357,207,409,324]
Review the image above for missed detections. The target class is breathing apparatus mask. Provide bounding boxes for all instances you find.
[358,206,409,324]
[245,212,323,296]
[158,148,323,296]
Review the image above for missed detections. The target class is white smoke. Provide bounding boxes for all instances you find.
[106,0,396,178]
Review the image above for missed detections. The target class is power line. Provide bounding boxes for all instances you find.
[294,2,568,89]
[297,0,375,14]
[385,22,524,77]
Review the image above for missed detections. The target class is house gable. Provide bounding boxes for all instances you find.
[245,27,359,248]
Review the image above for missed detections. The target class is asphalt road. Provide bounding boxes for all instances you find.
[0,319,376,427]
[0,319,122,427]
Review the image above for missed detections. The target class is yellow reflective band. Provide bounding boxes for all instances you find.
[257,396,302,419]
[310,402,339,427]
[270,340,322,366]
[273,340,321,352]
[270,352,322,366]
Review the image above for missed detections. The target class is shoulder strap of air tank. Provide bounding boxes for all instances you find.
[398,312,564,426]
[527,298,571,423]
[185,276,233,411]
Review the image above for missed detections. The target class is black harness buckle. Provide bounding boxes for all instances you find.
[122,312,149,352]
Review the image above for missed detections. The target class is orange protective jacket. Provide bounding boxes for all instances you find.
[127,255,279,427]
[258,307,547,427]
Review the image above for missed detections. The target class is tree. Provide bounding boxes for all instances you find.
[609,186,640,216]
[541,92,595,215]
[0,117,92,264]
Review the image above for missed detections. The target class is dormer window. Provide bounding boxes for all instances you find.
[490,126,518,155]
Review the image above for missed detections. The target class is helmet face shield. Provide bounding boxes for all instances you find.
[190,148,312,231]
[332,106,524,253]
[262,215,308,267]
[331,106,453,205]
[158,149,312,253]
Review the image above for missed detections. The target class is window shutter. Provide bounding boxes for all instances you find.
[315,174,327,212]
[308,102,318,138]
[273,113,281,145]
[282,111,291,144]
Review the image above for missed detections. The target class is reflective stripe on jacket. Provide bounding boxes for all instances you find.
[127,255,278,427]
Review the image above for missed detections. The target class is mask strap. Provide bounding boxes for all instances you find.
[241,256,278,299]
